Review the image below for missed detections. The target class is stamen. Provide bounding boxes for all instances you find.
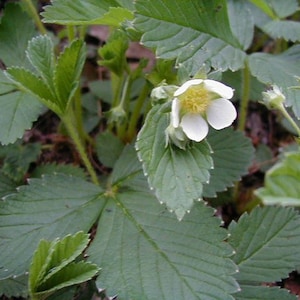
[178,85,210,114]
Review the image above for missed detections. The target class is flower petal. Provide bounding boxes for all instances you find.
[206,99,237,130]
[171,98,180,128]
[181,114,208,142]
[174,79,203,97]
[204,79,234,99]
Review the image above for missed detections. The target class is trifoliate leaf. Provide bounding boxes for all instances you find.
[255,151,300,206]
[228,206,300,283]
[136,103,213,220]
[88,175,239,299]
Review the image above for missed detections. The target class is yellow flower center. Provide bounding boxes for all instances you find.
[178,85,211,115]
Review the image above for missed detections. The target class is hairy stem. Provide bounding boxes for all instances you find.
[127,82,151,141]
[117,75,132,140]
[62,112,99,185]
[22,0,47,35]
[279,104,300,138]
[237,61,251,131]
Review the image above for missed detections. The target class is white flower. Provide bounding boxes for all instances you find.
[170,79,237,142]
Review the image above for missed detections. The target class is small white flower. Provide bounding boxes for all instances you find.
[170,79,237,142]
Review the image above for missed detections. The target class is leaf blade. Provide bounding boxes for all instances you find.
[88,185,239,299]
[53,40,86,112]
[255,151,300,205]
[228,206,300,283]
[135,104,213,220]
[0,174,104,280]
[134,0,246,73]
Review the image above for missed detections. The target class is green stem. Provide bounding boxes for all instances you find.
[67,25,76,41]
[279,104,300,138]
[108,73,124,131]
[22,0,47,35]
[117,75,132,140]
[233,61,251,202]
[62,112,99,185]
[237,61,251,131]
[127,82,151,141]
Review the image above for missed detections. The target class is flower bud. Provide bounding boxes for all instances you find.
[151,84,178,103]
[106,105,127,125]
[261,85,286,109]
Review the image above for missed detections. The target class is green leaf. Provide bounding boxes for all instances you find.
[1,143,41,182]
[36,261,99,297]
[249,45,300,118]
[5,67,61,114]
[98,30,129,76]
[0,174,104,279]
[0,3,35,67]
[136,104,213,220]
[35,232,90,285]
[0,171,18,198]
[254,143,274,173]
[27,35,56,92]
[88,179,239,299]
[29,239,54,294]
[203,128,255,198]
[6,37,87,115]
[235,285,297,300]
[111,144,142,185]
[134,0,246,74]
[53,39,86,112]
[227,0,254,50]
[29,232,98,297]
[228,206,300,283]
[249,0,298,20]
[0,274,28,298]
[262,20,300,42]
[41,0,133,26]
[255,151,300,205]
[248,0,277,19]
[31,163,87,179]
[0,90,43,145]
[95,131,124,168]
[0,69,16,94]
[267,0,298,18]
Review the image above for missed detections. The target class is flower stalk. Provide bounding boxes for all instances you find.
[237,62,251,131]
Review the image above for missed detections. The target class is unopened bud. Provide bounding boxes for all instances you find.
[261,85,286,109]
